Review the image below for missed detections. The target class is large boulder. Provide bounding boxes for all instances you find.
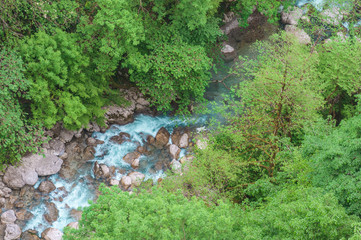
[41,228,63,240]
[1,210,16,224]
[44,202,59,224]
[3,166,38,189]
[38,181,56,194]
[4,224,21,240]
[155,127,170,148]
[169,144,181,160]
[281,7,303,25]
[128,172,145,187]
[178,133,189,148]
[285,25,311,45]
[120,176,132,190]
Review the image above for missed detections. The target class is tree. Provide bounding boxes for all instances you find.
[316,38,361,120]
[303,112,361,217]
[64,185,242,239]
[77,0,222,112]
[213,32,322,187]
[0,48,43,167]
[240,186,358,240]
[19,29,108,129]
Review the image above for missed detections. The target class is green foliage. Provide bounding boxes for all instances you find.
[303,113,361,217]
[210,32,323,186]
[317,38,361,120]
[231,0,293,27]
[0,48,43,167]
[64,185,242,239]
[240,186,358,240]
[78,0,222,112]
[131,41,212,112]
[19,29,108,129]
[0,0,79,43]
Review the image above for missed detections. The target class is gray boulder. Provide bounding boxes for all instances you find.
[178,133,189,148]
[41,228,63,240]
[4,224,21,240]
[120,176,132,190]
[128,172,145,187]
[1,210,16,224]
[169,144,181,160]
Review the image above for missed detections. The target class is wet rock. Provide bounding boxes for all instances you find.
[155,127,170,148]
[93,161,111,179]
[170,160,182,174]
[48,139,65,156]
[169,144,181,160]
[4,223,21,240]
[44,202,59,224]
[66,222,79,229]
[21,229,40,240]
[131,158,140,169]
[179,133,189,148]
[136,146,147,154]
[38,181,56,194]
[120,176,132,190]
[281,7,303,25]
[59,129,75,143]
[15,209,32,221]
[171,129,182,146]
[128,172,145,187]
[147,135,156,145]
[41,228,63,240]
[123,152,141,165]
[110,132,131,145]
[1,210,16,224]
[285,25,311,45]
[70,209,82,221]
[16,186,42,210]
[83,146,95,160]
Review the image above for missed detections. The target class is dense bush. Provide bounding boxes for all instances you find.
[0,49,43,167]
